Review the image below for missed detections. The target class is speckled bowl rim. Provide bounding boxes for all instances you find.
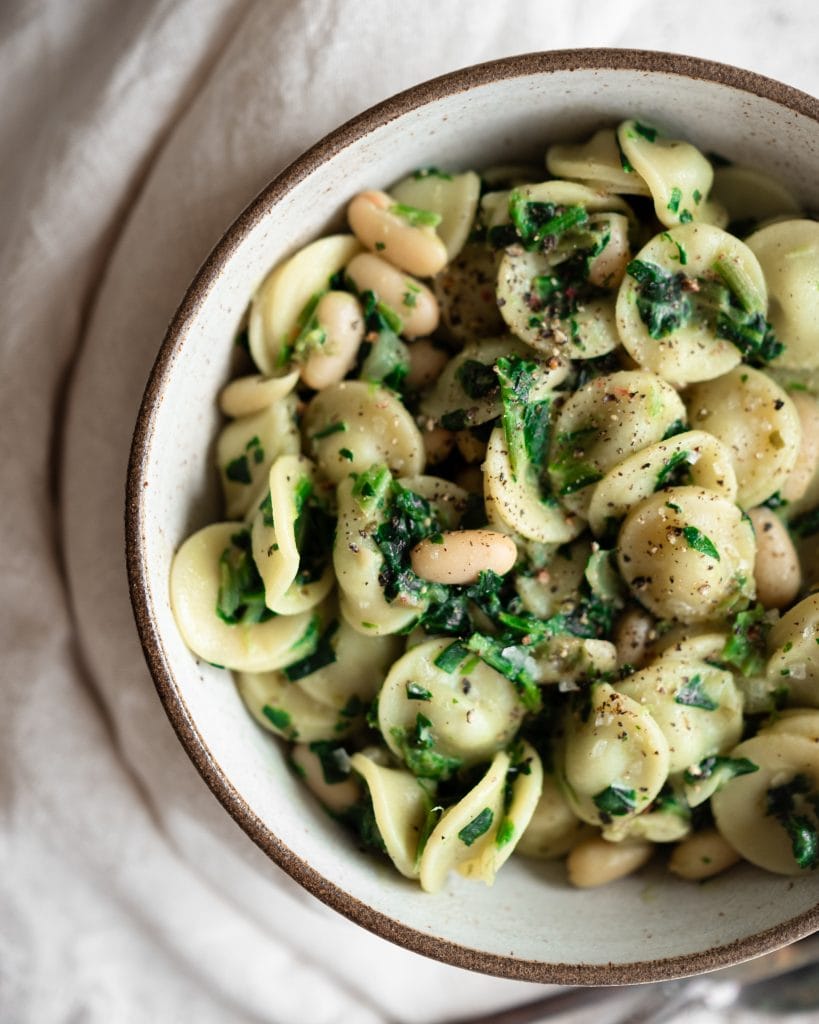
[126,48,819,985]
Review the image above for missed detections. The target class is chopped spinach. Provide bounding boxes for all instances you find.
[627,259,693,339]
[683,755,758,786]
[283,620,339,681]
[312,421,348,440]
[458,807,495,846]
[496,355,552,487]
[262,706,294,735]
[718,603,770,676]
[456,358,499,400]
[433,641,471,673]
[216,530,275,625]
[682,525,720,560]
[593,783,637,822]
[292,478,335,586]
[766,773,819,870]
[357,290,410,391]
[406,682,433,701]
[548,426,602,496]
[389,202,442,228]
[655,450,693,490]
[507,191,589,252]
[309,740,351,785]
[465,633,542,711]
[391,713,463,780]
[674,674,718,711]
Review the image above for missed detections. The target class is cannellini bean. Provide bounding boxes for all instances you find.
[410,529,517,584]
[781,392,819,503]
[668,829,740,881]
[422,425,455,465]
[219,370,300,417]
[748,506,801,609]
[587,213,631,288]
[345,253,439,338]
[613,606,656,669]
[405,338,449,391]
[290,743,361,815]
[455,429,487,464]
[300,292,364,390]
[566,835,653,889]
[347,189,448,277]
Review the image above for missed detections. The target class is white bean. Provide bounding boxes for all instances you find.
[347,189,448,277]
[346,253,439,338]
[668,829,740,881]
[781,392,819,503]
[422,425,455,466]
[566,835,653,888]
[748,506,801,609]
[614,606,655,669]
[410,529,517,584]
[405,338,449,391]
[290,743,361,815]
[300,292,364,390]
[218,370,300,417]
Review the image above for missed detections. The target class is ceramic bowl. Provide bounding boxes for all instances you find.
[126,50,819,984]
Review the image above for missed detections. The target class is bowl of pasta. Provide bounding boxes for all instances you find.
[127,50,819,983]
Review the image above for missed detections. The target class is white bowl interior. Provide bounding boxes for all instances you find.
[131,59,819,980]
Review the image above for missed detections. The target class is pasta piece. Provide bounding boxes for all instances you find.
[587,429,738,538]
[686,366,801,508]
[296,615,402,711]
[290,742,361,815]
[602,781,691,843]
[432,242,506,343]
[515,773,589,859]
[616,224,768,387]
[303,381,424,485]
[759,709,819,743]
[745,219,819,369]
[559,683,670,828]
[496,247,620,359]
[419,746,542,892]
[390,169,481,262]
[484,424,582,543]
[767,593,819,706]
[616,120,714,228]
[711,165,801,230]
[236,660,360,743]
[219,370,300,418]
[616,486,756,622]
[350,752,432,879]
[514,539,590,618]
[548,370,686,517]
[250,454,334,615]
[546,128,651,196]
[485,180,633,228]
[617,656,743,774]
[712,733,819,874]
[169,523,318,673]
[458,742,544,884]
[248,234,362,375]
[216,395,300,519]
[333,472,469,636]
[378,639,525,779]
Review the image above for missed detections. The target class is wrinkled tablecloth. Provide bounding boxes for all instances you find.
[2,1,818,1021]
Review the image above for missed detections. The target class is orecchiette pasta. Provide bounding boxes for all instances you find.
[170,117,819,894]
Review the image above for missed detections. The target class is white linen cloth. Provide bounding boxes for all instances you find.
[2,1,818,1021]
